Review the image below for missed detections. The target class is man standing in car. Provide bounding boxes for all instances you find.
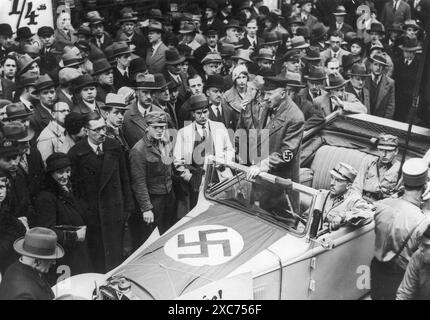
[352,134,401,203]
[371,158,430,300]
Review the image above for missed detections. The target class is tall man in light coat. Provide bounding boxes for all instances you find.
[145,21,168,74]
[174,94,234,212]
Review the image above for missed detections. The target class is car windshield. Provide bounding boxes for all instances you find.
[204,159,317,236]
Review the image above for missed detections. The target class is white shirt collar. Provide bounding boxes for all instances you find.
[20,97,33,110]
[137,101,151,117]
[61,88,73,100]
[168,71,181,83]
[117,66,129,76]
[152,41,162,54]
[211,103,222,116]
[87,138,102,153]
[195,121,209,136]
[247,35,257,45]
[83,100,96,111]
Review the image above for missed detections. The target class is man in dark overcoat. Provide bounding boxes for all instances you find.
[68,112,133,273]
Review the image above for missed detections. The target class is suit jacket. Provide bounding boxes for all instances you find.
[298,88,328,105]
[123,101,164,149]
[39,47,58,80]
[116,32,148,58]
[294,13,319,31]
[173,120,235,182]
[345,82,371,113]
[163,71,188,104]
[54,29,78,48]
[207,99,238,132]
[90,33,114,51]
[21,147,45,200]
[239,36,263,50]
[56,88,75,109]
[368,74,396,119]
[113,67,131,91]
[320,48,351,67]
[0,77,16,101]
[258,97,305,182]
[315,91,368,117]
[330,22,354,36]
[146,42,169,74]
[29,104,54,138]
[0,262,54,300]
[68,138,133,271]
[381,0,412,28]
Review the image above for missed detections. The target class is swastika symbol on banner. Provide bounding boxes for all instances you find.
[177,228,231,259]
[164,225,244,266]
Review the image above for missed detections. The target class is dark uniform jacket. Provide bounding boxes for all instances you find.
[0,262,54,300]
[68,138,133,272]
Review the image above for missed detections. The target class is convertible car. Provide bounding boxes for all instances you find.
[52,112,430,300]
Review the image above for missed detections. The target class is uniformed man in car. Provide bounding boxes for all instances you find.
[352,134,401,203]
[322,162,374,231]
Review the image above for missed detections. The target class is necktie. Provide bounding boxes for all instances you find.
[96,146,103,156]
[201,125,208,141]
[393,0,398,12]
[216,106,221,121]
[124,71,129,79]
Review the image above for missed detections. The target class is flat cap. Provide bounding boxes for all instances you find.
[189,94,209,111]
[402,158,428,187]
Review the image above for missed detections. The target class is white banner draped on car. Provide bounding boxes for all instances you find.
[0,0,54,33]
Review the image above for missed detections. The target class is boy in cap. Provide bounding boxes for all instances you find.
[322,162,374,230]
[0,227,64,300]
[130,111,176,235]
[174,93,234,211]
[397,224,430,300]
[37,26,57,78]
[353,134,401,202]
[372,158,430,300]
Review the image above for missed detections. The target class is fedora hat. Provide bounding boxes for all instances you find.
[110,42,134,58]
[34,74,56,94]
[189,94,209,111]
[403,19,421,30]
[326,73,349,90]
[61,51,83,68]
[130,57,147,78]
[72,74,98,92]
[148,9,165,22]
[16,54,40,77]
[305,66,326,81]
[261,31,281,45]
[58,68,82,85]
[119,12,138,24]
[22,44,40,58]
[231,49,253,63]
[2,121,35,142]
[0,23,13,37]
[256,48,275,61]
[342,54,361,69]
[14,227,65,259]
[224,19,243,31]
[333,5,347,16]
[369,22,385,34]
[369,53,388,66]
[153,73,171,90]
[148,21,165,33]
[286,16,304,26]
[15,27,34,41]
[46,152,72,173]
[285,72,305,88]
[165,49,186,65]
[290,36,310,49]
[17,74,38,89]
[399,37,421,51]
[101,93,129,110]
[92,58,114,76]
[0,138,22,159]
[302,46,321,61]
[388,22,404,33]
[349,63,371,77]
[74,25,92,37]
[263,75,289,91]
[5,102,33,121]
[133,73,161,90]
[179,23,196,34]
[206,0,218,11]
[310,22,329,42]
[201,52,223,65]
[219,43,235,57]
[282,49,301,62]
[87,11,105,25]
[204,74,225,91]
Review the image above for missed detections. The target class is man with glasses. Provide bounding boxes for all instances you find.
[68,111,133,273]
[174,94,234,212]
[37,102,73,163]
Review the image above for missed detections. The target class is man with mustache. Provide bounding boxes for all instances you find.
[352,134,401,203]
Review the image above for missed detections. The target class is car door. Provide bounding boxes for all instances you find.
[306,223,375,299]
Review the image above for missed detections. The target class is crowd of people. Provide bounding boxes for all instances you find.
[0,0,430,300]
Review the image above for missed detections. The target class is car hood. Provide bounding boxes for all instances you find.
[112,203,287,299]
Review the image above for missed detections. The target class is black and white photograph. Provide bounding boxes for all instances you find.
[0,0,430,304]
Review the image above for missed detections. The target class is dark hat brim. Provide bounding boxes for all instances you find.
[369,56,389,66]
[165,56,186,65]
[304,74,326,81]
[231,55,253,63]
[399,45,421,51]
[326,79,350,90]
[189,102,209,111]
[302,55,321,61]
[92,65,114,75]
[16,126,35,142]
[17,57,41,76]
[13,237,65,259]
[34,82,56,94]
[74,81,99,92]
